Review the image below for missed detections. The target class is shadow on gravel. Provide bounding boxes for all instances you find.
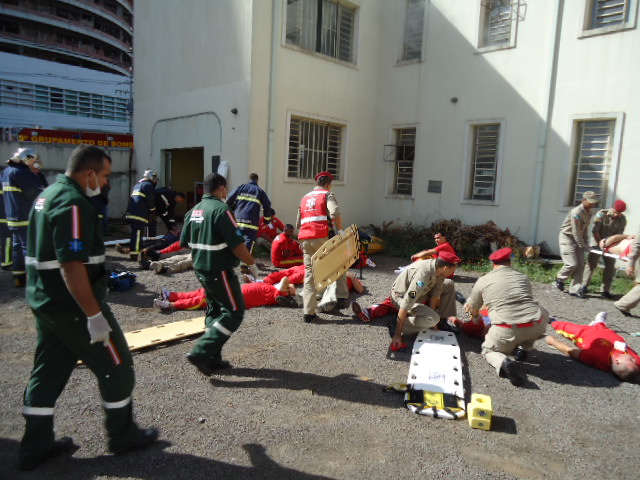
[210,368,400,409]
[517,350,621,388]
[0,438,336,480]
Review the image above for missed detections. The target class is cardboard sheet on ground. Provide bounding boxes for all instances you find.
[124,317,205,352]
[406,330,466,419]
[311,224,360,291]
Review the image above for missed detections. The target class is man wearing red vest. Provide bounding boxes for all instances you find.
[296,171,347,322]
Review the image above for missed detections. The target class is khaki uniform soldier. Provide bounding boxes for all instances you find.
[19,146,157,471]
[181,173,259,375]
[465,248,549,387]
[296,171,348,323]
[583,200,627,298]
[614,225,640,317]
[555,191,598,298]
[390,252,460,351]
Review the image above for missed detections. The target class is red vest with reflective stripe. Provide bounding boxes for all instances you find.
[298,189,330,240]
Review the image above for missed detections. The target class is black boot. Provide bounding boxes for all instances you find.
[499,358,525,386]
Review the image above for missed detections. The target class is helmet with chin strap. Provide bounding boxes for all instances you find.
[9,147,39,164]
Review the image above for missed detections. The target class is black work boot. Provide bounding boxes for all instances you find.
[499,358,525,386]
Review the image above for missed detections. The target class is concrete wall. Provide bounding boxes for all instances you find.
[133,0,253,190]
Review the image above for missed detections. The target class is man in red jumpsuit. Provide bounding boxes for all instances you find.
[271,224,304,268]
[546,313,640,382]
[154,277,298,310]
[256,215,285,250]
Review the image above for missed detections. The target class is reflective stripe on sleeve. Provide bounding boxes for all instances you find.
[7,220,29,227]
[3,186,23,192]
[236,222,259,230]
[132,192,146,197]
[125,215,149,223]
[25,255,105,270]
[187,242,228,251]
[236,195,262,205]
[23,406,54,416]
[301,216,328,224]
[103,396,132,409]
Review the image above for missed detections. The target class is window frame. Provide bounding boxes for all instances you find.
[477,0,520,53]
[580,0,638,37]
[284,110,348,185]
[561,112,624,210]
[384,126,417,197]
[283,0,359,65]
[398,0,426,65]
[460,119,506,205]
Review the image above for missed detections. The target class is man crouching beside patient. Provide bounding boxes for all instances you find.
[464,247,549,387]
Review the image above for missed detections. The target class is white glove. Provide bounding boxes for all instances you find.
[248,263,260,278]
[87,312,112,346]
[338,229,346,237]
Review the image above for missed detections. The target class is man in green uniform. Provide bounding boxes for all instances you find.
[181,173,259,376]
[19,145,158,471]
[582,199,627,298]
[389,251,461,351]
[555,191,598,298]
[465,248,550,387]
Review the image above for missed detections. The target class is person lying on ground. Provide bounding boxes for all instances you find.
[138,239,193,274]
[115,227,180,258]
[546,312,640,382]
[153,277,298,310]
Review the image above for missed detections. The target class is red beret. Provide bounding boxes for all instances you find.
[314,171,335,182]
[489,247,512,263]
[613,200,626,213]
[438,251,461,265]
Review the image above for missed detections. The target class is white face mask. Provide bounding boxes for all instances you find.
[85,174,101,197]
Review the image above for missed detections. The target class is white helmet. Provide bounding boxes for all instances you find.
[141,169,158,183]
[10,147,39,164]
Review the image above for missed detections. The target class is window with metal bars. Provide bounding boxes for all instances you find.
[401,0,425,62]
[286,0,356,63]
[568,120,614,206]
[589,0,631,29]
[478,0,517,49]
[287,116,343,181]
[468,124,500,201]
[392,128,415,195]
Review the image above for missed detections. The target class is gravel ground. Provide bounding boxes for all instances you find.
[1,233,640,479]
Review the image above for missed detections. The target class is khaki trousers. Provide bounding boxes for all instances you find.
[614,260,640,313]
[301,237,348,315]
[557,240,585,294]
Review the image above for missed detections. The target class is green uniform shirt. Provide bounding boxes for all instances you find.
[391,258,443,311]
[180,194,244,272]
[467,266,543,325]
[590,208,627,246]
[26,174,107,314]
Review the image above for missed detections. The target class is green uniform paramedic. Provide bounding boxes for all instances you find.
[19,146,158,471]
[181,173,259,376]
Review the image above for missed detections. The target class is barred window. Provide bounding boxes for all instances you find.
[568,120,615,206]
[286,0,356,63]
[589,0,631,28]
[401,0,425,62]
[478,0,518,49]
[287,116,343,181]
[391,128,415,195]
[467,124,500,201]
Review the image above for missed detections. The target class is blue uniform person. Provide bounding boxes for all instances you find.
[125,169,157,260]
[0,168,12,270]
[182,173,259,375]
[1,148,45,287]
[19,145,158,471]
[150,187,185,236]
[226,173,274,258]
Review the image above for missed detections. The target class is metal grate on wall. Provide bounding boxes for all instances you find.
[471,123,499,201]
[571,120,614,205]
[288,116,342,180]
[592,0,630,28]
[0,78,129,122]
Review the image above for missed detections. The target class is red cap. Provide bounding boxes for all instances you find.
[314,171,335,182]
[489,247,512,263]
[613,199,626,213]
[438,251,461,265]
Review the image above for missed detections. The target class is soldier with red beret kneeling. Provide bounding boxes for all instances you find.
[464,248,550,387]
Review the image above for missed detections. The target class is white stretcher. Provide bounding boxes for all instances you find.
[589,249,628,262]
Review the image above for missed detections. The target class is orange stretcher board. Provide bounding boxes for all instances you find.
[311,224,360,291]
[124,317,206,352]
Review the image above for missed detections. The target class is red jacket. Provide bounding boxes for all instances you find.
[258,216,285,242]
[298,189,330,240]
[271,233,304,267]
